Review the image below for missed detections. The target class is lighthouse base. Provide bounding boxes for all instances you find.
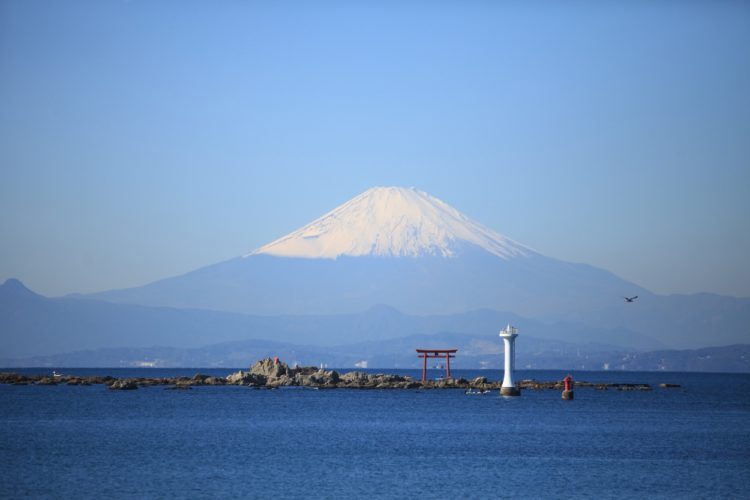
[500,386,521,396]
[562,390,574,400]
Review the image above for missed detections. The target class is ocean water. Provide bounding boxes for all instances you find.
[1,369,749,499]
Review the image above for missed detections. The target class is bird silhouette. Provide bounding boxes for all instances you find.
[624,296,638,303]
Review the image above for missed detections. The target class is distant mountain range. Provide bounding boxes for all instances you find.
[79,187,749,349]
[1,187,748,366]
[0,277,658,357]
[1,278,749,372]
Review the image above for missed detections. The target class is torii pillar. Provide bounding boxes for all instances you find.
[416,349,457,383]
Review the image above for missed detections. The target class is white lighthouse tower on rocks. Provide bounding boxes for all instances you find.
[500,324,521,396]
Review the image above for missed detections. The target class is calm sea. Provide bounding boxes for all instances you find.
[1,369,749,499]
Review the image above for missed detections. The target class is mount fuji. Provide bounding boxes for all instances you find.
[83,187,748,348]
[88,187,644,316]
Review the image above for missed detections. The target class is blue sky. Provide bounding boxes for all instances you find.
[1,0,749,297]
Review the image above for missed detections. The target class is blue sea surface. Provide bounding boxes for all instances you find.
[1,369,749,499]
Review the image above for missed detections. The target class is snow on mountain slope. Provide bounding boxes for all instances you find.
[250,186,535,259]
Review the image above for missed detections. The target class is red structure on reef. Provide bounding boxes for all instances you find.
[416,349,457,383]
[562,374,574,400]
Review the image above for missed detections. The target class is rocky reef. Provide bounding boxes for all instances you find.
[0,358,656,391]
[225,358,421,389]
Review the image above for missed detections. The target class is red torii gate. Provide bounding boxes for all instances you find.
[416,349,457,383]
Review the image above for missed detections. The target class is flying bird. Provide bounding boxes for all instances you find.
[624,296,638,303]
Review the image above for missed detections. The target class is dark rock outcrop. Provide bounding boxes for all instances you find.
[0,373,31,384]
[109,379,138,390]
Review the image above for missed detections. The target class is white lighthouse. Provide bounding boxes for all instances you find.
[500,324,521,396]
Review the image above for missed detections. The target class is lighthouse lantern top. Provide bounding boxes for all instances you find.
[500,324,518,338]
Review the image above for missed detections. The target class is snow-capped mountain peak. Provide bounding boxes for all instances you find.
[249,186,535,260]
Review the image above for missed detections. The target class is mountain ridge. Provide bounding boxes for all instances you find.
[0,279,663,359]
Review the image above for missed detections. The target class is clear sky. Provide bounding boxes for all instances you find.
[1,0,749,298]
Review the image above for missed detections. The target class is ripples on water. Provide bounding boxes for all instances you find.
[1,370,749,499]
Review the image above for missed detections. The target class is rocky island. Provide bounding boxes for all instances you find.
[0,358,663,392]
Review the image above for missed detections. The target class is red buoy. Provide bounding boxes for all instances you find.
[562,375,574,400]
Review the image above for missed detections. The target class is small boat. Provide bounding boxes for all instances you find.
[52,371,63,378]
[465,389,490,395]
